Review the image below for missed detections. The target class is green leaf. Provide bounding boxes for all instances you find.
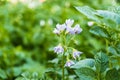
[105,68,120,80]
[116,43,120,54]
[97,10,120,24]
[109,55,120,69]
[75,67,97,80]
[108,46,118,55]
[108,6,120,16]
[32,72,38,79]
[0,69,7,79]
[13,67,22,77]
[75,6,99,22]
[95,52,109,73]
[44,68,55,73]
[71,59,95,69]
[48,58,59,64]
[75,6,120,28]
[90,26,109,38]
[21,72,30,78]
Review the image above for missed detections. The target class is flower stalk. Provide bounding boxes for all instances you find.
[62,52,65,80]
[53,19,83,80]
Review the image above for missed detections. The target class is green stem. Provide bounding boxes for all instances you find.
[62,52,65,80]
[61,33,67,80]
[66,35,75,46]
[105,39,109,55]
[97,72,100,80]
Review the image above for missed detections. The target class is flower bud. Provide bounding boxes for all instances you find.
[87,21,94,27]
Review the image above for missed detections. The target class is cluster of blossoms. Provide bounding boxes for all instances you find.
[53,19,83,67]
[53,19,82,35]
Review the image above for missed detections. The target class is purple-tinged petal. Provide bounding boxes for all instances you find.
[66,26,75,34]
[54,45,64,54]
[74,24,82,34]
[73,50,82,59]
[65,60,75,67]
[56,24,66,31]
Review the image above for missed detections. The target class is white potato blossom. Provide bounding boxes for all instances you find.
[54,45,64,54]
[65,60,75,67]
[65,19,74,27]
[53,24,66,34]
[66,24,82,34]
[53,28,60,34]
[56,24,66,31]
[73,50,82,59]
[66,26,75,34]
[73,24,82,34]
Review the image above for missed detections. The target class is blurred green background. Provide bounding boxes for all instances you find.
[0,0,117,80]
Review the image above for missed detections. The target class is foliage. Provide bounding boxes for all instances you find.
[0,0,118,80]
[74,5,120,80]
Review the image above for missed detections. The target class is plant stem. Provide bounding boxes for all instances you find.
[97,72,100,80]
[62,53,65,80]
[61,33,67,80]
[105,39,109,55]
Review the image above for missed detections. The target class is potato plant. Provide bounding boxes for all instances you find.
[43,5,120,80]
[0,0,119,80]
